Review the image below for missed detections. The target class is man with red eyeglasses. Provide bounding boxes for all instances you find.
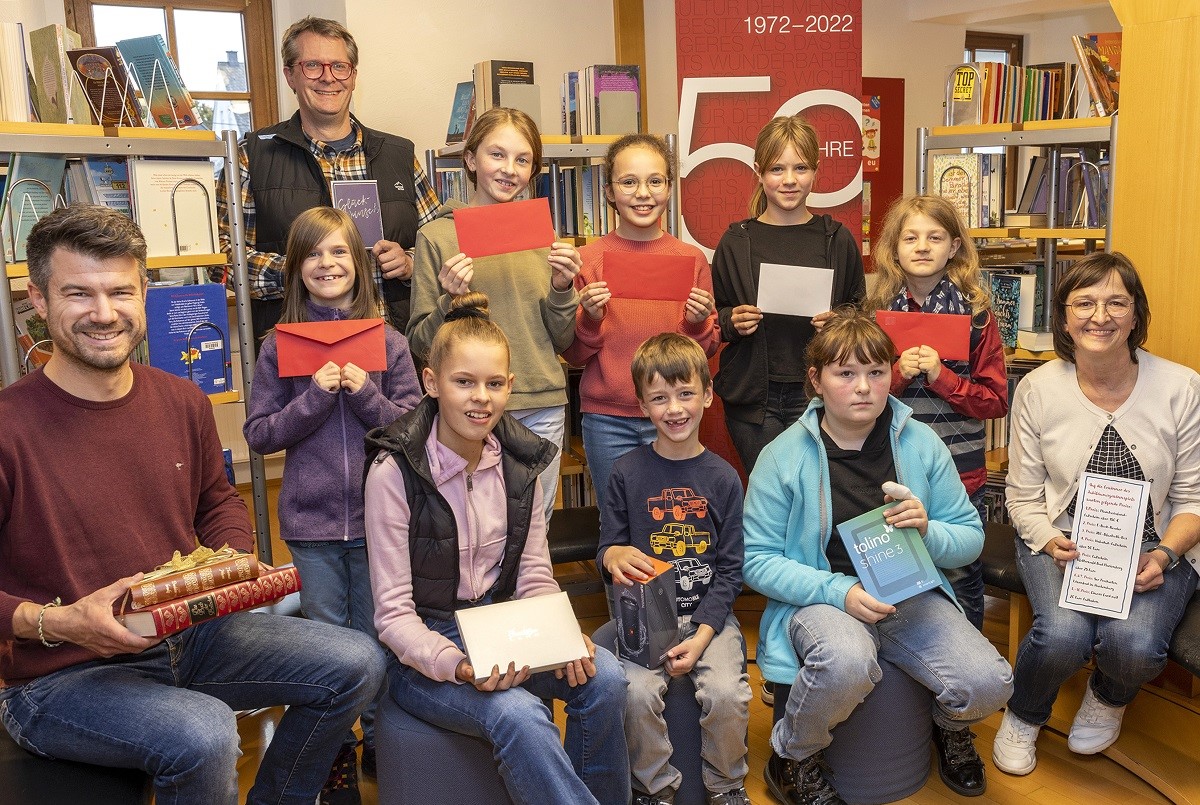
[218,16,439,351]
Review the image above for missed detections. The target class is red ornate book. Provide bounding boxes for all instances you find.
[129,552,259,610]
[118,566,301,637]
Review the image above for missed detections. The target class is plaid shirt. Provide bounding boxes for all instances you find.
[215,119,440,302]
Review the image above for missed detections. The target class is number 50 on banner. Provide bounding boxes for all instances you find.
[677,77,864,259]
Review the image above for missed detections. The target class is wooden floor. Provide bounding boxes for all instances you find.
[235,583,1170,805]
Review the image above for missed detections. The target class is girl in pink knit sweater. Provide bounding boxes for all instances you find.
[563,134,720,508]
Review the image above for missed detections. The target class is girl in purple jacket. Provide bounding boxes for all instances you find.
[243,206,421,798]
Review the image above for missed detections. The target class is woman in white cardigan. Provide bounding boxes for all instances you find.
[992,251,1200,776]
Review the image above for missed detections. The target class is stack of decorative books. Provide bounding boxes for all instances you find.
[117,546,300,637]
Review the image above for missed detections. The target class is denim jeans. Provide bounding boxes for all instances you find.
[582,412,658,511]
[288,540,382,747]
[387,615,630,805]
[1007,537,1198,725]
[724,381,808,474]
[0,613,386,805]
[621,614,751,796]
[942,489,987,631]
[511,405,565,524]
[772,592,1013,761]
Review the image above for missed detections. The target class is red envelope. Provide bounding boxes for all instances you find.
[454,198,555,258]
[274,319,387,377]
[876,310,971,361]
[603,252,695,302]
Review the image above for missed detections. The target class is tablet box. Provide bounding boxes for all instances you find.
[615,556,680,669]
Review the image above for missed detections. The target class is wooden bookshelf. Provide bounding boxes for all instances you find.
[6,253,227,279]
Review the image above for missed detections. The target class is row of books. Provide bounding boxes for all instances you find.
[0,21,198,128]
[950,61,1079,126]
[2,154,218,263]
[560,65,641,137]
[537,163,618,238]
[945,31,1120,126]
[1014,151,1110,228]
[445,60,541,145]
[116,546,299,637]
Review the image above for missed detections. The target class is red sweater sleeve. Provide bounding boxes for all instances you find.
[924,312,1009,421]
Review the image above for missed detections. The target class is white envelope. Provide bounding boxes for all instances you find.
[756,263,834,318]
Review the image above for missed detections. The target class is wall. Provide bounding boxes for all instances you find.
[347,0,615,158]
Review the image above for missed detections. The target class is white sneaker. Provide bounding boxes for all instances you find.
[992,709,1041,775]
[1068,686,1125,754]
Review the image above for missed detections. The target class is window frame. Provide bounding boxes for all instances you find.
[63,0,279,130]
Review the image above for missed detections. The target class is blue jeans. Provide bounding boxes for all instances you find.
[772,592,1013,761]
[1007,537,1197,725]
[289,540,382,747]
[724,381,808,473]
[387,616,630,805]
[943,489,987,631]
[511,405,565,524]
[582,412,658,511]
[0,613,385,805]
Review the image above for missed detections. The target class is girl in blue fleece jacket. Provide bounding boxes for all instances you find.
[742,309,1011,804]
[243,206,421,792]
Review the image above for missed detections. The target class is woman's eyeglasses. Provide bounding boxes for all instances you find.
[1065,298,1133,319]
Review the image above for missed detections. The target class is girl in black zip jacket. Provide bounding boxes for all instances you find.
[712,114,866,473]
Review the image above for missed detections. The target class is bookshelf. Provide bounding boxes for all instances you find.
[0,124,274,559]
[917,117,1117,329]
[424,134,680,239]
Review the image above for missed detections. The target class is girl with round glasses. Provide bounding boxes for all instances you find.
[995,251,1200,776]
[563,134,719,507]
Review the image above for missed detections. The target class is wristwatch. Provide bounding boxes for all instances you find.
[1150,544,1180,570]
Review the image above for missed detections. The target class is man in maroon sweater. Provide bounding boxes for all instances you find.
[0,205,384,805]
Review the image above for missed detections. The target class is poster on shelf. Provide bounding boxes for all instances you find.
[674,0,862,259]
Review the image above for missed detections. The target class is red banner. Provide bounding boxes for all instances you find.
[675,0,863,258]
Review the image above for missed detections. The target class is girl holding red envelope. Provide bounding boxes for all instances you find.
[243,207,422,789]
[562,134,719,508]
[407,108,582,524]
[864,194,1009,630]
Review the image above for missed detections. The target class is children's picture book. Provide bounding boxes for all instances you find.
[0,22,32,123]
[28,24,94,125]
[1072,35,1118,116]
[81,156,131,214]
[144,283,230,396]
[836,503,941,605]
[330,179,384,247]
[931,152,982,229]
[445,80,474,144]
[66,45,143,126]
[115,35,198,128]
[127,158,219,256]
[614,556,681,669]
[988,270,1041,349]
[13,295,52,371]
[1,152,66,262]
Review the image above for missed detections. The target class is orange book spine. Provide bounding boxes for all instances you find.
[125,566,301,637]
[129,554,259,610]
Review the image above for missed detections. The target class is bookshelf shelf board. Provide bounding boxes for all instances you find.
[930,123,1016,137]
[970,227,1023,238]
[208,390,240,405]
[1021,117,1112,131]
[1021,228,1106,239]
[0,133,224,159]
[1011,347,1057,361]
[0,121,105,137]
[146,253,226,268]
[104,127,218,142]
[437,137,615,160]
[985,447,1009,473]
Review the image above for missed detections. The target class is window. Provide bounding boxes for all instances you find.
[964,31,1023,67]
[64,0,278,137]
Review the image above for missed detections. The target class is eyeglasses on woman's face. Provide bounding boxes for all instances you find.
[1065,298,1133,319]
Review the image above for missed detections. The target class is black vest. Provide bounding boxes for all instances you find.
[365,397,556,620]
[242,112,421,334]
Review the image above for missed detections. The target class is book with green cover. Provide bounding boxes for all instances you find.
[835,503,941,605]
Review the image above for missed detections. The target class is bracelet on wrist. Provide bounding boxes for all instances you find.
[38,597,63,648]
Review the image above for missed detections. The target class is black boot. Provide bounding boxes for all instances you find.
[933,725,987,797]
[764,750,845,805]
